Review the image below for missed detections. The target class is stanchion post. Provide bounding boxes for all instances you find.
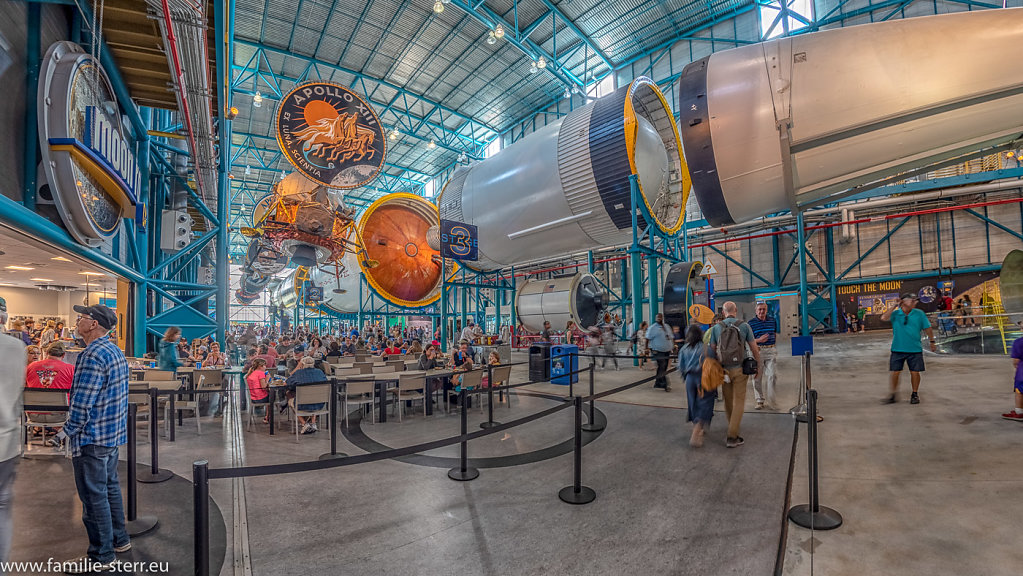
[167,392,176,442]
[480,366,500,429]
[581,362,603,432]
[787,389,842,530]
[559,396,596,504]
[193,460,211,576]
[138,388,172,483]
[319,379,348,460]
[448,389,479,481]
[125,403,158,535]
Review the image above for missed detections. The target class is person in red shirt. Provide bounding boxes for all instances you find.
[25,341,74,390]
[383,340,402,356]
[25,341,75,426]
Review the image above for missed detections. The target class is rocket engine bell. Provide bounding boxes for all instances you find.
[679,9,1023,227]
[269,193,452,312]
[433,77,689,271]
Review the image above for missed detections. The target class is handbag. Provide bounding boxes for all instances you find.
[741,342,758,375]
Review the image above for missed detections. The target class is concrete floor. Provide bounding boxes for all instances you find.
[782,331,1021,576]
[10,333,1019,575]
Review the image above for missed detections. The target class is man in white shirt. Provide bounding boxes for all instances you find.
[0,304,27,564]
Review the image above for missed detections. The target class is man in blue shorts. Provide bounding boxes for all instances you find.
[880,293,936,404]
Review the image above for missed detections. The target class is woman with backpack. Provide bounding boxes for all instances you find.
[679,325,714,447]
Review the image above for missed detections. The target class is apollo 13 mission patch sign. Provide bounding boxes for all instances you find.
[275,82,385,189]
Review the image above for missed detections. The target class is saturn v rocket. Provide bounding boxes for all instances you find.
[678,8,1023,227]
[431,77,689,330]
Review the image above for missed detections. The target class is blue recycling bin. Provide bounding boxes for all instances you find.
[550,344,579,385]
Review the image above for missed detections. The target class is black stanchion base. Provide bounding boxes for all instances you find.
[479,421,501,429]
[559,485,596,505]
[580,423,605,432]
[317,452,349,460]
[136,469,173,484]
[794,413,825,423]
[787,505,843,530]
[447,467,480,481]
[126,515,159,537]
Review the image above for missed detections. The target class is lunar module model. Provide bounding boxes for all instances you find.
[235,172,371,304]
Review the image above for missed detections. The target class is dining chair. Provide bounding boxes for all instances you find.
[342,377,377,428]
[293,383,331,442]
[393,373,427,421]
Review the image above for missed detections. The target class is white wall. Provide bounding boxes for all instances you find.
[0,286,106,328]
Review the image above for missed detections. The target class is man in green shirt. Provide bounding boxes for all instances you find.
[880,293,937,404]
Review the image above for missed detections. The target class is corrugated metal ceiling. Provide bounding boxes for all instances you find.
[229,0,753,211]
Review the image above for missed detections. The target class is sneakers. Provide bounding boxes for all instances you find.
[1001,411,1023,421]
[689,425,704,448]
[882,394,897,404]
[755,401,764,410]
[726,436,745,448]
[910,392,920,404]
[62,557,115,573]
[664,386,672,392]
[300,423,315,434]
[113,542,131,553]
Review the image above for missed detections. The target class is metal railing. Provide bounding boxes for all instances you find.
[926,310,1020,355]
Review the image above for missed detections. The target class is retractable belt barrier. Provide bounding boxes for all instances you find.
[192,363,674,575]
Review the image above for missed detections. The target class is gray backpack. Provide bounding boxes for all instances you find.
[718,323,746,367]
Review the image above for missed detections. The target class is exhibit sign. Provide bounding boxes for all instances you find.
[275,82,385,189]
[440,219,479,261]
[38,41,139,246]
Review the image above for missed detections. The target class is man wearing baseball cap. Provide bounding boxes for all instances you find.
[880,293,937,404]
[55,304,131,570]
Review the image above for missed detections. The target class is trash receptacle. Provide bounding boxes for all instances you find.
[529,343,552,382]
[550,344,579,385]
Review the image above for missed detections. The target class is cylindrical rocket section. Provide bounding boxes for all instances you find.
[679,9,1023,227]
[435,77,689,271]
[515,273,605,333]
[662,261,708,331]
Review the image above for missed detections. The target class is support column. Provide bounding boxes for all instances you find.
[825,227,838,332]
[134,108,152,355]
[22,3,41,210]
[796,212,810,336]
[440,256,448,353]
[214,0,233,345]
[629,251,643,366]
[648,254,659,320]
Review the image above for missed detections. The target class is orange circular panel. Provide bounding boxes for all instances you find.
[689,304,715,324]
[362,203,442,304]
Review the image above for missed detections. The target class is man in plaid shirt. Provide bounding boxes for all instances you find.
[56,305,130,571]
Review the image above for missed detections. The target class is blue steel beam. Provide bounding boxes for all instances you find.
[233,39,496,150]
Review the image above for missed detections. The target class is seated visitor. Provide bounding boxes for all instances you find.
[204,342,227,367]
[418,344,439,371]
[285,356,328,434]
[25,341,75,430]
[246,358,271,423]
[452,340,472,368]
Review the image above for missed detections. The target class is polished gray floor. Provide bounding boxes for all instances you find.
[10,360,795,576]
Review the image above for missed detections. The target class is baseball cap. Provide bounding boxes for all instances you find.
[46,341,66,356]
[73,304,117,330]
[900,293,919,301]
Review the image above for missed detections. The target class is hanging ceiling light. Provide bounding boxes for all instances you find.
[564,87,571,99]
[486,31,496,45]
[281,169,287,179]
[428,140,436,149]
[252,91,263,108]
[529,61,538,74]
[494,24,505,39]
[390,128,400,140]
[457,152,468,164]
[244,164,251,176]
[433,0,444,13]
[571,85,581,95]
[537,55,547,69]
